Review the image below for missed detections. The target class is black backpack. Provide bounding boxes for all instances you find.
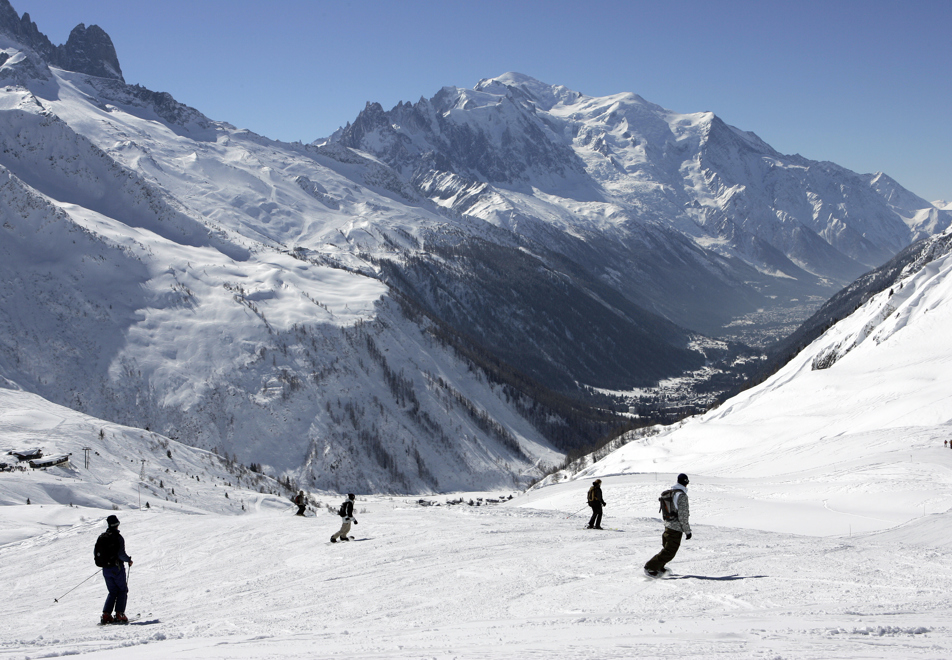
[94,531,119,567]
[658,489,679,522]
[338,501,347,517]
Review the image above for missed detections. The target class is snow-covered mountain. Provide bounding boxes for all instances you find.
[0,0,947,494]
[0,1,612,493]
[331,72,951,337]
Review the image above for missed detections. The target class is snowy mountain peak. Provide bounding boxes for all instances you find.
[474,72,581,110]
[0,0,123,81]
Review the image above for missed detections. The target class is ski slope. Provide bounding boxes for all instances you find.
[0,375,950,660]
[0,485,949,659]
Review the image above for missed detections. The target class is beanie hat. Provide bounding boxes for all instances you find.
[106,515,120,527]
[348,493,355,500]
[677,473,689,486]
[593,479,601,485]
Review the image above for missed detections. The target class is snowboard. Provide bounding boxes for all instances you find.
[643,568,671,579]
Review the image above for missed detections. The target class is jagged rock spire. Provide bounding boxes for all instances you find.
[0,0,123,81]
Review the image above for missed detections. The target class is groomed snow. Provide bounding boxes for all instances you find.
[1,485,950,659]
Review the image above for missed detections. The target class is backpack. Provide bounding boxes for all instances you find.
[658,489,679,522]
[338,501,347,517]
[94,531,118,567]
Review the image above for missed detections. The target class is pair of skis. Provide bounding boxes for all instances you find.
[98,613,161,626]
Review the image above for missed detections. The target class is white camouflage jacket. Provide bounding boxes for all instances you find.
[664,484,691,535]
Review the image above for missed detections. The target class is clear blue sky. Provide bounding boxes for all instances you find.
[12,0,952,202]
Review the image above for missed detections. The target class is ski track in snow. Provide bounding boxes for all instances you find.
[1,491,950,660]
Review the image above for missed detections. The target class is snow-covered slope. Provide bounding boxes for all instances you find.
[0,387,297,517]
[2,420,951,658]
[535,226,952,537]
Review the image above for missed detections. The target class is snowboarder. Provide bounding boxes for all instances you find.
[94,514,133,624]
[330,493,358,542]
[293,490,307,516]
[644,473,692,577]
[587,479,606,529]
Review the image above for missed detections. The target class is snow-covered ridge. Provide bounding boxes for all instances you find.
[0,388,293,514]
[334,72,951,337]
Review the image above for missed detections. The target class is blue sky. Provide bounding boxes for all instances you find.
[12,0,952,202]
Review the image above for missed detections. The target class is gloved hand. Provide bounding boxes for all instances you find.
[685,533,692,540]
[354,520,358,524]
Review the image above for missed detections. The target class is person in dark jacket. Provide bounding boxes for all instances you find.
[294,490,307,516]
[95,515,133,624]
[644,473,692,577]
[587,479,606,529]
[330,494,358,542]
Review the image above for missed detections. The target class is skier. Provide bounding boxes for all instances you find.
[330,493,358,542]
[587,479,606,529]
[644,473,692,577]
[94,515,133,624]
[293,490,307,516]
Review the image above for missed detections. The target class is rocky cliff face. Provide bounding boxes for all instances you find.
[0,0,123,81]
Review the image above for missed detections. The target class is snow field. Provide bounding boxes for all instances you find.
[1,482,951,660]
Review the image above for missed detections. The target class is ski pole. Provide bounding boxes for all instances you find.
[53,569,102,603]
[565,505,588,519]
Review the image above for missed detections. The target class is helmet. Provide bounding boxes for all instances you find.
[106,515,120,527]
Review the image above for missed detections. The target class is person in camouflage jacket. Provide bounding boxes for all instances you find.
[644,473,692,576]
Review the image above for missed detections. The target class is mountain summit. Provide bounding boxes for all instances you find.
[0,0,123,81]
[331,73,950,337]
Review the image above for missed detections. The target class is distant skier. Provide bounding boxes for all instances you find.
[587,479,606,529]
[94,515,133,624]
[644,473,692,578]
[330,493,358,542]
[294,490,307,516]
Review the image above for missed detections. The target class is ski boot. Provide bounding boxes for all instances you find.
[101,612,114,625]
[115,613,129,624]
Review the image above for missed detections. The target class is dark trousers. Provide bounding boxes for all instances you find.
[102,565,128,614]
[296,504,306,516]
[645,528,683,572]
[587,503,603,528]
